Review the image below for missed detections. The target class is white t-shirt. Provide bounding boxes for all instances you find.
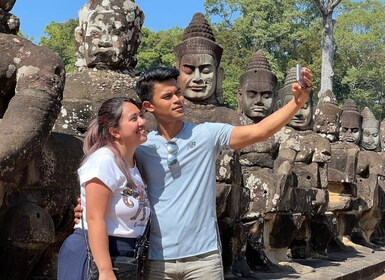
[74,147,150,238]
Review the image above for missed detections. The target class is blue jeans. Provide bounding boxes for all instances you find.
[57,228,137,280]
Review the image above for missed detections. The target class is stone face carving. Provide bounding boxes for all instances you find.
[360,107,380,151]
[238,50,277,123]
[313,89,341,143]
[339,99,362,144]
[174,12,224,105]
[75,0,144,74]
[0,0,19,34]
[55,0,143,137]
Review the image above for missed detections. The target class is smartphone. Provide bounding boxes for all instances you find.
[296,64,305,88]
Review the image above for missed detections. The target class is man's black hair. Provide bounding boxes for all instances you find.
[136,67,180,102]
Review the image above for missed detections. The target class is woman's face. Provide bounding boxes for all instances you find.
[115,102,147,147]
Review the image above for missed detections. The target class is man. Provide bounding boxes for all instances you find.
[76,66,312,279]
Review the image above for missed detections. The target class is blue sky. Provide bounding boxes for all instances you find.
[12,0,206,43]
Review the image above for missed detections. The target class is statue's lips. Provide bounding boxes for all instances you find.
[343,137,356,142]
[291,118,305,123]
[250,106,266,112]
[188,86,206,91]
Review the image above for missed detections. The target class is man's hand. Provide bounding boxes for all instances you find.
[74,197,83,224]
[292,67,313,106]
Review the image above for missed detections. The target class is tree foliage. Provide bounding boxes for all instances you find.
[334,0,385,118]
[136,27,183,71]
[39,19,78,73]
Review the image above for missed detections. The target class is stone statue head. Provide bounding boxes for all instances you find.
[313,90,341,142]
[238,50,277,123]
[74,0,144,73]
[339,99,362,144]
[0,0,16,11]
[360,107,380,151]
[174,13,224,105]
[0,0,19,34]
[276,67,313,130]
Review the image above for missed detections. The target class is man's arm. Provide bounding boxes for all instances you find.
[230,67,313,150]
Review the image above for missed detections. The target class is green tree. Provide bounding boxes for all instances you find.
[334,0,385,118]
[205,0,323,108]
[39,19,78,73]
[136,27,183,71]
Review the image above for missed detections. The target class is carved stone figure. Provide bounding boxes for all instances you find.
[326,99,372,253]
[352,108,385,249]
[339,99,362,145]
[75,0,144,73]
[0,2,83,279]
[313,89,342,143]
[54,0,144,136]
[360,107,380,151]
[0,0,19,34]
[238,50,277,123]
[270,67,331,270]
[174,12,224,105]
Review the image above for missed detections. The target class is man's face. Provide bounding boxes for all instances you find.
[361,127,380,150]
[178,54,217,101]
[339,125,361,144]
[82,10,130,68]
[240,80,274,121]
[144,79,185,122]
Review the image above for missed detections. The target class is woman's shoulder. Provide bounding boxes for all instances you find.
[79,147,116,172]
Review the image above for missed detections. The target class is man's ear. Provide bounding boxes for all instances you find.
[142,100,154,112]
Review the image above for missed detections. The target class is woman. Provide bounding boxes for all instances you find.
[58,97,150,280]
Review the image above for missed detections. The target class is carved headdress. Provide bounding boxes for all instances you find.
[239,50,277,91]
[174,12,223,67]
[340,99,362,129]
[361,107,379,129]
[276,67,313,109]
[314,90,341,124]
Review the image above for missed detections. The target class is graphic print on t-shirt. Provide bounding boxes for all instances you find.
[121,183,149,221]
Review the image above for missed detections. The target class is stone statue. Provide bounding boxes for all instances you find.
[313,89,342,143]
[339,99,362,145]
[267,67,331,272]
[54,0,144,136]
[174,12,224,105]
[352,107,385,249]
[0,1,83,279]
[326,99,373,253]
[360,107,381,152]
[75,0,144,73]
[238,50,277,124]
[236,50,291,276]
